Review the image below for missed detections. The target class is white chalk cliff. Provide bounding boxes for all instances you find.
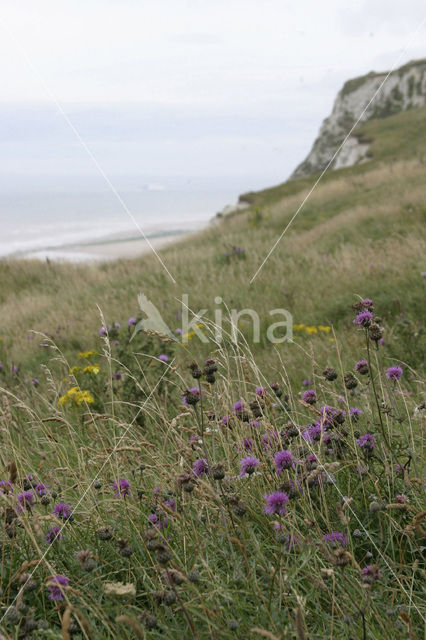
[291,58,426,178]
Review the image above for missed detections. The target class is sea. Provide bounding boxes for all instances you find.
[0,175,260,262]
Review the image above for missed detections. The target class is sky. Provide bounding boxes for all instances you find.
[0,0,425,194]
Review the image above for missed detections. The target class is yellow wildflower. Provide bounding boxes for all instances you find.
[293,324,306,332]
[78,349,98,360]
[305,326,318,335]
[318,325,332,333]
[83,365,100,375]
[57,386,94,407]
[69,366,81,375]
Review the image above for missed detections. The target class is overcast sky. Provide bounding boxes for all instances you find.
[0,0,425,191]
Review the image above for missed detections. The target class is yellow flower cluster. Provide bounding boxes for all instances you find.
[78,349,98,360]
[83,365,100,375]
[58,386,94,407]
[69,364,100,375]
[293,323,332,335]
[182,323,206,342]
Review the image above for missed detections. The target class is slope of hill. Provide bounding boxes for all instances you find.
[1,105,425,379]
[291,58,426,178]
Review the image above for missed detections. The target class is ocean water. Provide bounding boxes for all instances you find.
[0,176,253,260]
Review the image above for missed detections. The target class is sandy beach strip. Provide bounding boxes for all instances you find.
[15,228,197,263]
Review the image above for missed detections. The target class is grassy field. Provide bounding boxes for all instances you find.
[0,106,425,638]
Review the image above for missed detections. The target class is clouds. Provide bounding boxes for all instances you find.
[0,1,424,183]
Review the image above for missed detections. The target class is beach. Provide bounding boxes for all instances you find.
[19,228,194,263]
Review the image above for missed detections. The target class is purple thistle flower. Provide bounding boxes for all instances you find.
[302,423,324,443]
[274,450,294,475]
[233,400,244,413]
[249,420,260,427]
[255,386,266,396]
[182,387,200,406]
[356,433,375,452]
[301,389,317,405]
[302,379,312,386]
[323,531,347,547]
[261,430,279,449]
[110,478,131,498]
[46,526,62,544]
[264,491,289,516]
[239,456,260,476]
[163,498,176,511]
[17,490,34,512]
[395,494,409,504]
[0,479,13,494]
[99,326,107,336]
[114,322,121,328]
[53,503,73,520]
[355,359,369,374]
[128,317,137,326]
[353,310,373,327]
[35,483,49,497]
[361,565,381,584]
[349,407,363,420]
[158,354,169,363]
[113,372,122,379]
[361,298,374,310]
[305,453,317,470]
[385,366,403,381]
[193,458,209,477]
[47,574,69,601]
[31,378,39,387]
[221,415,230,425]
[242,437,253,451]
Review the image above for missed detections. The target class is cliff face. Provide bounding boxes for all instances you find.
[291,58,426,178]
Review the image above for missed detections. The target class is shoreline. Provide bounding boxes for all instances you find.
[4,199,248,264]
[7,226,203,263]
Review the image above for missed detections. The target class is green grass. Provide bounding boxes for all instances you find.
[0,103,425,639]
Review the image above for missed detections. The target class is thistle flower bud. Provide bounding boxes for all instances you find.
[270,382,283,397]
[369,323,384,342]
[203,358,218,375]
[156,546,172,565]
[145,615,158,630]
[19,573,38,592]
[97,526,113,540]
[249,399,264,418]
[164,590,177,606]
[168,570,185,585]
[232,500,247,517]
[369,501,385,514]
[344,373,358,390]
[189,362,202,379]
[323,366,338,381]
[212,463,225,481]
[188,570,200,583]
[333,547,350,567]
[4,605,20,625]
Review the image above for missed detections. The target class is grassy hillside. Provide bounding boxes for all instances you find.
[0,106,424,639]
[1,106,425,379]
